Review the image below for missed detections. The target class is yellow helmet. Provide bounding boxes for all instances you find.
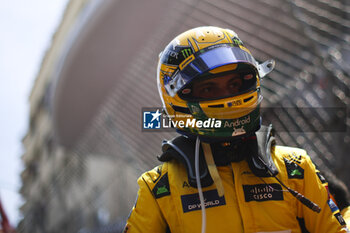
[157,26,274,141]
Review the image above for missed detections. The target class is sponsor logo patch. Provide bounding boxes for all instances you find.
[152,173,170,199]
[181,189,226,213]
[327,198,339,213]
[243,183,283,202]
[334,213,346,226]
[284,158,304,179]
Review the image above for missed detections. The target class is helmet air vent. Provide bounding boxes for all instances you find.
[208,104,225,108]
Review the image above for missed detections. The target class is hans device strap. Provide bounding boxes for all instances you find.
[159,136,213,188]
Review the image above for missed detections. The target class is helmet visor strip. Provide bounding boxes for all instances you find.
[164,46,257,97]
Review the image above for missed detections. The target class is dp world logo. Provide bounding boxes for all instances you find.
[143,109,162,129]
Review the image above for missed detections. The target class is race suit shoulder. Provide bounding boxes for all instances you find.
[124,145,349,233]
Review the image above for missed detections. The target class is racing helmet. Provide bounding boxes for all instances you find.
[157,26,274,141]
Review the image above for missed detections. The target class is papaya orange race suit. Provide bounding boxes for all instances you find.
[125,145,350,233]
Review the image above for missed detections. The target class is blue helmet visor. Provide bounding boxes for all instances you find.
[165,46,258,97]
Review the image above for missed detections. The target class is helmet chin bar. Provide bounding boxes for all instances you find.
[257,59,275,78]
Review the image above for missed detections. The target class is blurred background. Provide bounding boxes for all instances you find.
[2,0,349,232]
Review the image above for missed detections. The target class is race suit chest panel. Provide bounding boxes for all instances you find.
[164,160,302,233]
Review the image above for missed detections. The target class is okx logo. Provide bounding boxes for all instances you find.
[143,109,162,129]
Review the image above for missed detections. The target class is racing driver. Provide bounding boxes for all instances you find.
[124,26,350,233]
